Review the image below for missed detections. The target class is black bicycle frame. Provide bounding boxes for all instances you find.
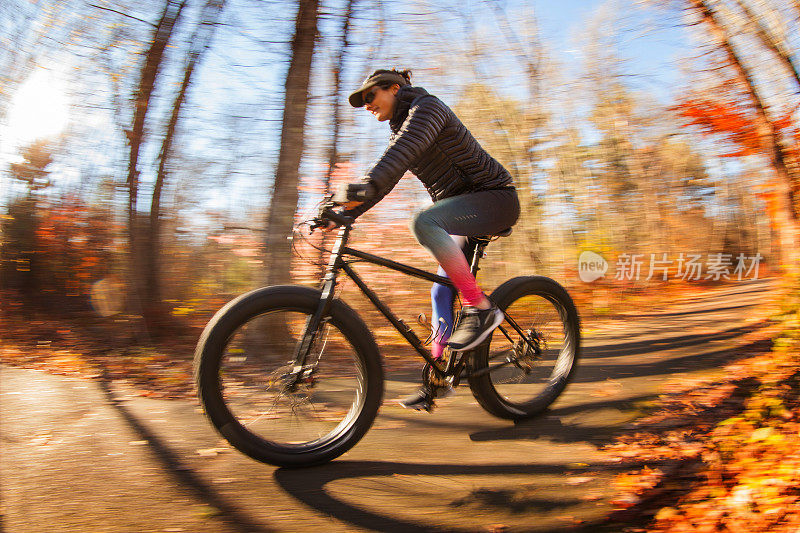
[297,224,487,376]
[294,220,532,382]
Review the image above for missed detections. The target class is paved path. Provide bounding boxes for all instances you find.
[1,279,778,532]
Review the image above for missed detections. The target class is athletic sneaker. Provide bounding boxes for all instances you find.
[447,303,504,351]
[398,385,453,412]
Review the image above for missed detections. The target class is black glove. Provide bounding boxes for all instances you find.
[333,182,375,204]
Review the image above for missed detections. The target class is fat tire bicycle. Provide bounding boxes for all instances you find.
[194,201,581,468]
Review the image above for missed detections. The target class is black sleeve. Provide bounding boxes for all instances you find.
[343,96,448,218]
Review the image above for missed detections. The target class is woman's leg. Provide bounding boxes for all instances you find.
[430,237,467,359]
[412,189,520,308]
[400,189,521,409]
[430,266,455,360]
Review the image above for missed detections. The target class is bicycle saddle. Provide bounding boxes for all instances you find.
[472,228,513,243]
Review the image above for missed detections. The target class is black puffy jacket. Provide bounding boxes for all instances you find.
[344,86,514,218]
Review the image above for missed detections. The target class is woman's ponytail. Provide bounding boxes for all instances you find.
[395,69,412,85]
[369,68,412,87]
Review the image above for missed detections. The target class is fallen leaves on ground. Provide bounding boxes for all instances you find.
[603,290,800,532]
[0,296,199,400]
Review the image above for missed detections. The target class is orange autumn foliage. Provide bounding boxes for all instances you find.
[674,97,763,157]
[33,196,119,298]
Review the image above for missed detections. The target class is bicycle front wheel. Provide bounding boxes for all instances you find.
[468,276,580,420]
[195,285,383,468]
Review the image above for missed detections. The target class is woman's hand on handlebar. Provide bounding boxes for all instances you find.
[321,220,341,233]
[309,203,356,233]
[309,181,374,233]
[315,183,366,232]
[333,182,374,205]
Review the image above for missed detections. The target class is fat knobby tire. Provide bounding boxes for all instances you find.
[467,276,581,420]
[194,285,384,468]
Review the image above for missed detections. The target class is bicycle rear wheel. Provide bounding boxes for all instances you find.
[195,285,383,467]
[467,276,580,420]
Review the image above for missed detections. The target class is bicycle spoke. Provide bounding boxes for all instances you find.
[469,278,579,419]
[218,309,365,448]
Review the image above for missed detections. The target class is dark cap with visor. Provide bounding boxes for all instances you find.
[348,71,409,107]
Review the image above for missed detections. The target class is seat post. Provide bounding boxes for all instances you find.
[467,228,510,277]
[469,240,488,277]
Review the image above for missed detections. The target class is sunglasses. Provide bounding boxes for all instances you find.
[364,87,380,105]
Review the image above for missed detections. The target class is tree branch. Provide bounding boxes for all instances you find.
[86,2,157,28]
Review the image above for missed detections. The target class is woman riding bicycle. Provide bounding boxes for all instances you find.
[337,68,520,409]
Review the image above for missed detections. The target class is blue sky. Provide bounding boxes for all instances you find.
[0,0,697,214]
[209,0,697,218]
[532,0,691,99]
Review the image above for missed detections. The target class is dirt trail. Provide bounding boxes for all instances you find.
[1,279,778,532]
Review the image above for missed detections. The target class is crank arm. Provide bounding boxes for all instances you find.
[466,358,520,379]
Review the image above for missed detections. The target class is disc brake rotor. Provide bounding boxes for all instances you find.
[512,329,542,372]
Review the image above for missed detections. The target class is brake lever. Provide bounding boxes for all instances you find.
[307,197,354,234]
[308,219,324,233]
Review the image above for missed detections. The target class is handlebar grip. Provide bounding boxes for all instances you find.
[320,208,353,227]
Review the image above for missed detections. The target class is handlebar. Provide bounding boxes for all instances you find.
[308,200,354,232]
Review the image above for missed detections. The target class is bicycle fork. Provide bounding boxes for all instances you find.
[284,227,348,389]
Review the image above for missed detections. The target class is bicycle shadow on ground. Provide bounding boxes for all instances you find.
[574,335,773,382]
[95,373,275,533]
[466,336,772,446]
[273,459,634,533]
[579,321,769,361]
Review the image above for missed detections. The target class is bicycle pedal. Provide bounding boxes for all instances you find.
[433,384,454,399]
[399,387,440,412]
[399,397,435,412]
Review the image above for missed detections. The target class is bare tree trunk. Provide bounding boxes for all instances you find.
[692,0,799,276]
[485,4,546,271]
[323,0,354,194]
[732,0,800,89]
[317,0,355,274]
[126,0,186,329]
[264,0,320,286]
[147,0,226,322]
